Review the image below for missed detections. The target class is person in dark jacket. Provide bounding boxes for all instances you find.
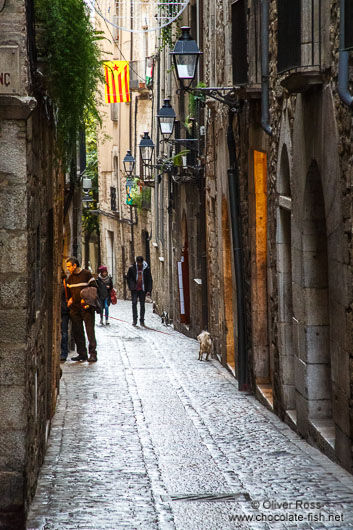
[126,256,152,326]
[96,266,113,326]
[60,271,70,362]
[66,257,98,362]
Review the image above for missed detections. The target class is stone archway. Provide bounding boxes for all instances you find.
[276,144,295,412]
[291,87,351,467]
[178,212,190,325]
[221,196,236,372]
[301,160,332,420]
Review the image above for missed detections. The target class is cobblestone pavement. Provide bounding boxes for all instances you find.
[27,301,353,530]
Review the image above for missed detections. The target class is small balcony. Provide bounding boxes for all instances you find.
[277,0,324,93]
[129,57,153,92]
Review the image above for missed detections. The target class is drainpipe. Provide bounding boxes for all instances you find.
[227,110,248,391]
[338,0,353,107]
[260,0,272,135]
[134,96,138,161]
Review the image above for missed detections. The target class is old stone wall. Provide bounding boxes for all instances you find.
[201,0,353,470]
[267,0,353,470]
[0,1,63,527]
[202,0,254,374]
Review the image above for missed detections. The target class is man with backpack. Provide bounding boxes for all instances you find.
[66,257,98,363]
[126,256,153,327]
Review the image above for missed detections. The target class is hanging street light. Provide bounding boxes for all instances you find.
[82,177,93,207]
[139,132,155,168]
[123,149,135,177]
[157,98,176,139]
[170,26,202,86]
[82,191,93,207]
[170,27,240,111]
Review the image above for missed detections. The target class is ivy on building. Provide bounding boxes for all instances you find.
[158,0,182,53]
[82,114,100,267]
[35,0,104,163]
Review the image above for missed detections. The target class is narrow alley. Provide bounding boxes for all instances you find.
[27,301,353,530]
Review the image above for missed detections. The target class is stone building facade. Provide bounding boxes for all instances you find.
[148,3,208,337]
[199,0,353,471]
[96,6,155,298]
[267,0,353,470]
[94,0,352,471]
[0,1,63,527]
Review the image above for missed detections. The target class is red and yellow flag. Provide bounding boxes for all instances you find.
[103,61,130,103]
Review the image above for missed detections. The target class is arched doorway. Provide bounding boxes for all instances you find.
[276,145,295,412]
[301,160,332,420]
[250,149,270,402]
[178,212,190,324]
[222,197,236,373]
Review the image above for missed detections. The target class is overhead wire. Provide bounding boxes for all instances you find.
[87,0,188,33]
[88,0,145,82]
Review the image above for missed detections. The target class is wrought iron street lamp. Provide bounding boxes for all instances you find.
[82,192,93,207]
[171,30,246,389]
[170,26,202,86]
[82,177,93,207]
[170,29,240,111]
[123,149,135,177]
[157,98,176,139]
[139,132,155,168]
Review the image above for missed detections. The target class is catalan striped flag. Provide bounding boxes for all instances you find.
[103,61,130,103]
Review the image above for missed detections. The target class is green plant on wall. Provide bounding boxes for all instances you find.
[158,0,182,52]
[35,0,104,165]
[171,149,190,167]
[129,180,152,211]
[185,81,206,129]
[81,114,100,270]
[82,115,99,234]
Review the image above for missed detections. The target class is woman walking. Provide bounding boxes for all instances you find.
[96,266,114,325]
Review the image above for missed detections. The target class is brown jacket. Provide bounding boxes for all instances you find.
[67,269,97,309]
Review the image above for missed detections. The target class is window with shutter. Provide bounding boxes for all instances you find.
[232,0,248,85]
[345,0,353,50]
[277,0,301,73]
[110,187,117,211]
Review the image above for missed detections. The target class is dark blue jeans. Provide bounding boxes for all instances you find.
[103,297,109,319]
[132,290,146,323]
[61,313,70,358]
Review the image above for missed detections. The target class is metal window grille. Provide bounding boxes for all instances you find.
[110,186,117,211]
[129,60,145,90]
[232,0,248,84]
[110,103,119,121]
[345,0,353,50]
[129,57,153,90]
[277,0,301,73]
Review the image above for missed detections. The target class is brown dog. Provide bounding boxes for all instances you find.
[197,331,213,361]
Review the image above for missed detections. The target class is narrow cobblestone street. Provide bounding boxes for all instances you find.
[27,301,353,530]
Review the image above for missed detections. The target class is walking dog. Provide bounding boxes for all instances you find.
[197,330,213,361]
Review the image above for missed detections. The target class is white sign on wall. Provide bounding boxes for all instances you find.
[0,46,20,95]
